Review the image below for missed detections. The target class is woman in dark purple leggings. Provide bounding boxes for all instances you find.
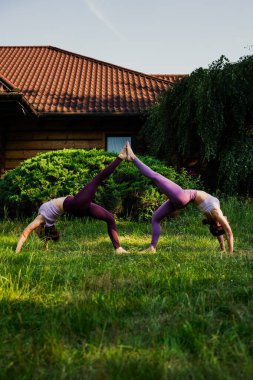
[16,145,128,254]
[126,142,233,253]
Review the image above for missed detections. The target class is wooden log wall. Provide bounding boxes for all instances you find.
[1,117,141,173]
[4,124,103,171]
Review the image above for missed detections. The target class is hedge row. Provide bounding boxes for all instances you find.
[0,149,200,220]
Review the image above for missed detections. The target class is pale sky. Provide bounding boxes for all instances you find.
[1,0,252,74]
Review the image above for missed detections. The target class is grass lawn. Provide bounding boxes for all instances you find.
[0,198,253,379]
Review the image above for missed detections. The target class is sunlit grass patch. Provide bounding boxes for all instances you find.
[0,198,253,379]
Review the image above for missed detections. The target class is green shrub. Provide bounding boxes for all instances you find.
[0,149,200,220]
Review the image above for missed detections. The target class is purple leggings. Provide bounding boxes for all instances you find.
[133,157,197,248]
[63,157,122,249]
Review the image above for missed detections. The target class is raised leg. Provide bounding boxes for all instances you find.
[132,157,196,208]
[133,157,184,202]
[72,157,122,206]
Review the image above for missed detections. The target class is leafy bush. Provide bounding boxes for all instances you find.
[0,149,200,220]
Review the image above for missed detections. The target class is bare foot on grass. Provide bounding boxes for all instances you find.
[141,245,157,253]
[115,247,129,254]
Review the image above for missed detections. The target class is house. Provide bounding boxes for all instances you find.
[0,46,185,174]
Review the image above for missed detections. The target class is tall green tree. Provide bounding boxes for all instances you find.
[142,55,253,194]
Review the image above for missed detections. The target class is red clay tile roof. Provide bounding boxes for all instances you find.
[0,46,184,114]
[151,74,187,83]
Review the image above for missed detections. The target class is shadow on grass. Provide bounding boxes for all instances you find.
[1,270,253,379]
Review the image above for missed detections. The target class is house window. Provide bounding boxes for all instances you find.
[106,136,132,153]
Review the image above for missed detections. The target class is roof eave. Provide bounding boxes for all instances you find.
[37,111,145,119]
[0,92,37,118]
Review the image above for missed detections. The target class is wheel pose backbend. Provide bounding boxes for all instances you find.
[16,145,128,254]
[126,142,233,253]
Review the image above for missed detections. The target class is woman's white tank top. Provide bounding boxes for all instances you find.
[38,200,64,227]
[197,194,220,214]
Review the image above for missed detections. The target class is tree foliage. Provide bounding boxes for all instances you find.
[141,55,253,194]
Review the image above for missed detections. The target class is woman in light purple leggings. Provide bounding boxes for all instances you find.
[16,145,129,254]
[126,142,234,253]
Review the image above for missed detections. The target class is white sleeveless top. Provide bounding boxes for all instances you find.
[197,194,220,214]
[38,200,64,227]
